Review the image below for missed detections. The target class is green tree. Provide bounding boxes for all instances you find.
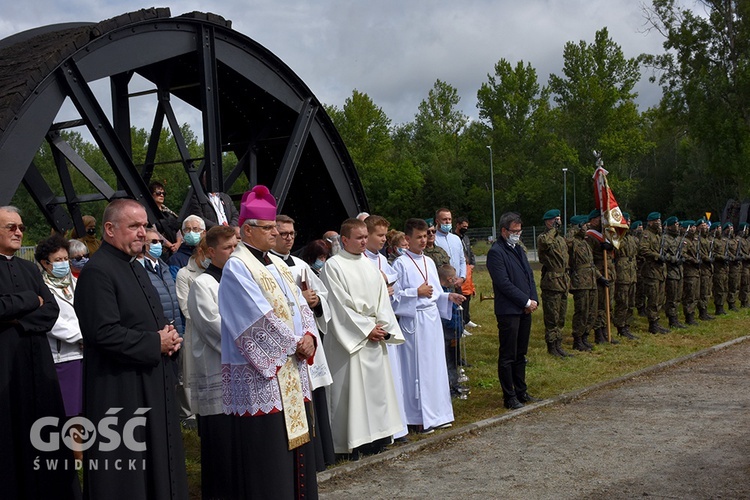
[549,28,652,209]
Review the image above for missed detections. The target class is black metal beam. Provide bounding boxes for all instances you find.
[141,101,166,181]
[47,131,116,200]
[161,91,207,204]
[111,72,133,160]
[49,136,85,236]
[197,24,223,193]
[272,98,316,209]
[22,162,74,232]
[57,59,160,221]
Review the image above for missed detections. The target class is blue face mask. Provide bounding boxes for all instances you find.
[148,242,163,260]
[312,258,325,271]
[183,231,201,246]
[70,256,89,271]
[51,261,70,278]
[396,247,406,256]
[440,223,452,234]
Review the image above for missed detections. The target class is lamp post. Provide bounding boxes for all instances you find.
[562,168,568,235]
[487,145,497,241]
[571,168,577,216]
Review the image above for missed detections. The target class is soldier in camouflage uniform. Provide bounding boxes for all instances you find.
[538,209,571,357]
[613,212,638,340]
[632,221,647,316]
[696,218,715,321]
[585,209,617,344]
[568,215,602,351]
[739,223,750,307]
[711,222,729,316]
[680,221,700,325]
[726,222,742,311]
[638,212,670,333]
[662,216,687,329]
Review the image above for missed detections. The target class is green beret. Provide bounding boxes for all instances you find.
[424,217,434,226]
[696,217,706,225]
[680,220,695,228]
[570,215,586,226]
[622,212,630,221]
[723,222,733,230]
[739,222,749,230]
[711,222,721,230]
[630,221,643,230]
[664,216,679,226]
[587,209,601,221]
[543,209,561,220]
[647,212,661,221]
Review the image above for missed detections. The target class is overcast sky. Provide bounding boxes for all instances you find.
[0,1,687,127]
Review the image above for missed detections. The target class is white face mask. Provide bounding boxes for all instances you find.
[507,233,521,245]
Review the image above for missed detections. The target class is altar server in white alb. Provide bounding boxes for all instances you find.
[321,217,405,457]
[363,214,409,440]
[392,217,465,433]
[218,185,319,498]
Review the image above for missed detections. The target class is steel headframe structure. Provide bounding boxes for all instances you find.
[0,8,367,243]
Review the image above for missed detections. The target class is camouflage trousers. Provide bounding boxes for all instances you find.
[741,265,750,306]
[728,264,741,306]
[682,275,699,316]
[713,268,728,307]
[541,289,567,343]
[571,288,597,339]
[642,277,665,322]
[665,278,683,319]
[613,281,635,328]
[699,268,713,311]
[595,280,614,329]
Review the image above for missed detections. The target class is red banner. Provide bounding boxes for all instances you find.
[592,161,628,249]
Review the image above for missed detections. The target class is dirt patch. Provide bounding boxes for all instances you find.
[319,337,750,499]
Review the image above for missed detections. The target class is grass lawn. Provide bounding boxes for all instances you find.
[183,266,749,497]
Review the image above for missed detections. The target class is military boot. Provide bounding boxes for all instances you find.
[547,341,563,357]
[728,302,739,312]
[684,312,698,325]
[668,315,688,329]
[581,333,594,350]
[715,305,728,315]
[555,339,574,357]
[698,307,715,320]
[617,326,638,340]
[594,327,607,344]
[572,337,590,352]
[649,320,670,334]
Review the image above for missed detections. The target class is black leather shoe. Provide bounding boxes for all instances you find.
[517,392,542,404]
[504,397,524,410]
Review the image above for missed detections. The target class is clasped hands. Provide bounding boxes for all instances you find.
[524,299,539,314]
[159,324,182,356]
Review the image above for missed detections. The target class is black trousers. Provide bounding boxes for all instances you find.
[496,313,531,401]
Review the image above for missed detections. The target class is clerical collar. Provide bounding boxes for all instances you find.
[269,249,295,266]
[0,252,13,260]
[243,242,270,264]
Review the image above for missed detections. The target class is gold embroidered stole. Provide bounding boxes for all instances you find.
[233,245,310,450]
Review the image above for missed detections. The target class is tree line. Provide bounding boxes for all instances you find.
[13,1,749,243]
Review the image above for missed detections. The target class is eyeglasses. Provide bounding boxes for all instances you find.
[153,191,166,196]
[427,229,436,234]
[148,239,161,245]
[184,228,203,234]
[3,223,25,233]
[507,228,523,235]
[278,231,297,239]
[71,254,90,262]
[250,224,277,232]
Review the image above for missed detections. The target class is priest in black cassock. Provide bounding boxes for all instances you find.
[75,199,188,500]
[0,206,80,499]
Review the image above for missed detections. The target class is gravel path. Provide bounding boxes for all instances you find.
[319,337,750,499]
